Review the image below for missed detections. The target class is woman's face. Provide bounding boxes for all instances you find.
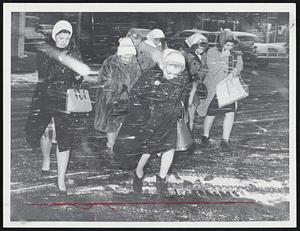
[163,63,183,80]
[152,38,162,46]
[119,54,135,65]
[223,41,235,51]
[130,34,142,46]
[195,45,206,56]
[55,32,71,48]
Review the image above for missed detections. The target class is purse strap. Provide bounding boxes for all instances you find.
[115,85,129,101]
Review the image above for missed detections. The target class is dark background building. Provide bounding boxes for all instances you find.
[11,12,289,72]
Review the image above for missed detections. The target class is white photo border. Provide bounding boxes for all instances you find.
[3,2,297,228]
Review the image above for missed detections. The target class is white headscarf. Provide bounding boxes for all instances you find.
[51,20,73,41]
[185,33,208,48]
[159,49,185,71]
[145,29,165,48]
[117,37,137,56]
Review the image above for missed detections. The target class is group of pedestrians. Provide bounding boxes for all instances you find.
[25,20,243,195]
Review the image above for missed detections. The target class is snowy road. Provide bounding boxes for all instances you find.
[9,62,290,222]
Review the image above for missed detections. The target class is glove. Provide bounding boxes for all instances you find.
[121,84,128,92]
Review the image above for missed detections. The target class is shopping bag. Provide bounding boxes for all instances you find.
[66,88,92,113]
[216,75,249,108]
[176,106,194,152]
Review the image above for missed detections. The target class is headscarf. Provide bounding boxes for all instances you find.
[219,28,238,47]
[145,29,165,48]
[51,20,73,41]
[185,33,208,48]
[117,37,137,56]
[159,48,185,71]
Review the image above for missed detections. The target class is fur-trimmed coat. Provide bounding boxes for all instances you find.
[94,54,142,133]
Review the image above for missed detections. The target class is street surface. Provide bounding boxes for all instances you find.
[10,62,290,222]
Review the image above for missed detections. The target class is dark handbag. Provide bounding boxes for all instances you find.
[196,80,208,99]
[110,84,130,116]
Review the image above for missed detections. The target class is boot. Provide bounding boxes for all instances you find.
[200,136,210,148]
[156,175,169,196]
[133,171,143,193]
[219,139,231,153]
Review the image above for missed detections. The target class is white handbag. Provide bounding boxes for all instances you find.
[66,88,92,113]
[216,75,249,108]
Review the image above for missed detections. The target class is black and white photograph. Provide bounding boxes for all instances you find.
[3,2,296,228]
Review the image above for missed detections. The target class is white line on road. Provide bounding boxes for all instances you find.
[11,183,55,193]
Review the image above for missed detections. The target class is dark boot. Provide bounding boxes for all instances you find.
[200,136,210,148]
[133,171,143,193]
[219,139,231,153]
[156,175,169,196]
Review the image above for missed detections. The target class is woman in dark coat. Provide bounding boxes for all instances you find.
[114,49,190,196]
[25,20,83,193]
[181,33,209,131]
[94,37,142,156]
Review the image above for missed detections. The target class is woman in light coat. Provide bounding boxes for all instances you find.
[94,37,142,156]
[197,29,243,152]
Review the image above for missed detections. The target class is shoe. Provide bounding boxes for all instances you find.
[156,175,169,196]
[133,171,143,193]
[219,139,231,152]
[56,182,68,195]
[108,147,115,155]
[103,147,115,161]
[200,136,210,148]
[57,189,68,196]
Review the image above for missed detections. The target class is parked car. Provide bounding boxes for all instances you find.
[36,24,54,37]
[166,29,210,49]
[208,31,258,63]
[125,28,151,40]
[24,16,46,51]
[24,27,46,51]
[253,42,288,66]
[166,29,258,64]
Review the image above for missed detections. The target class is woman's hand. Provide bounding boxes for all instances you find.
[220,49,230,58]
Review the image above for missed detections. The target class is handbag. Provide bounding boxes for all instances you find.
[110,85,130,116]
[196,80,208,99]
[66,88,92,114]
[176,101,194,151]
[216,74,249,108]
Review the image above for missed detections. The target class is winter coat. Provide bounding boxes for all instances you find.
[24,40,83,152]
[197,46,243,117]
[114,66,189,160]
[94,54,142,133]
[135,41,165,72]
[182,50,208,106]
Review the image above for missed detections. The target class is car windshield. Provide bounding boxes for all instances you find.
[236,36,256,42]
[179,31,195,37]
[205,34,218,43]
